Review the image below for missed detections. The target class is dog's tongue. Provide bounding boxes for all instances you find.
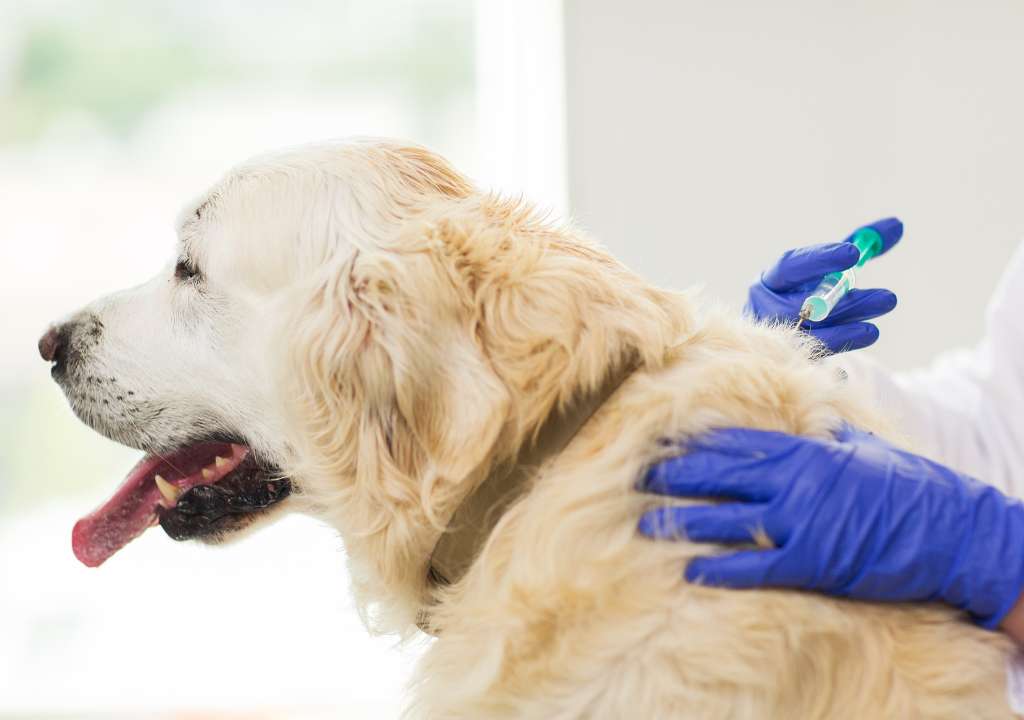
[72,442,247,567]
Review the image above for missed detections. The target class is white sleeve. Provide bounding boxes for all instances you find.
[836,243,1024,498]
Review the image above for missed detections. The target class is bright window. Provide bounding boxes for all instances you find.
[0,1,518,717]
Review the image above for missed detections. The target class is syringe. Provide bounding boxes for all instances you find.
[796,226,885,331]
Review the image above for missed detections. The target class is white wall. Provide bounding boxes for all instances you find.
[564,0,1024,369]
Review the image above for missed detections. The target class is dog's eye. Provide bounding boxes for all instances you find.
[174,257,201,283]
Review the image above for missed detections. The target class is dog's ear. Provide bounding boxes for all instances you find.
[370,248,510,482]
[286,244,510,495]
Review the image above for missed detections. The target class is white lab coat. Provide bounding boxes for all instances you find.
[839,242,1024,498]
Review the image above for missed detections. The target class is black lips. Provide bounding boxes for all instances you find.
[158,457,291,541]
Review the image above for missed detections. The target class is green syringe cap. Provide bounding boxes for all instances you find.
[847,217,903,264]
[851,227,883,267]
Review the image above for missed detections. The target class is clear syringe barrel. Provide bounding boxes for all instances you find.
[798,226,883,323]
[800,268,856,322]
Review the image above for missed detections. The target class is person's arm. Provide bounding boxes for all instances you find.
[836,242,1024,498]
[639,426,1024,631]
[659,224,1024,637]
[747,222,1024,498]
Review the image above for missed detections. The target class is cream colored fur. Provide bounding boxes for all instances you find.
[48,135,1014,715]
[261,141,1015,719]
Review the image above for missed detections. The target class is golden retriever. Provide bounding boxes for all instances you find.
[41,139,1014,718]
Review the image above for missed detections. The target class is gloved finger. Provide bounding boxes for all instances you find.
[641,450,781,501]
[807,323,880,353]
[762,243,860,292]
[744,282,802,322]
[684,427,806,457]
[685,549,782,588]
[639,505,769,543]
[814,288,898,325]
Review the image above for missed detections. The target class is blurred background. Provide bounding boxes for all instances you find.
[1,1,1021,717]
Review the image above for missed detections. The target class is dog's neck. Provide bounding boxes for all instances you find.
[424,361,636,592]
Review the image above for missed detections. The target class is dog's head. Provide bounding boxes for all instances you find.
[42,138,689,629]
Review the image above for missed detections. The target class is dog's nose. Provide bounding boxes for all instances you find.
[38,324,65,363]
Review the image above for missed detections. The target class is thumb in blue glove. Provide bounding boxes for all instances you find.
[639,426,1024,628]
[746,218,902,353]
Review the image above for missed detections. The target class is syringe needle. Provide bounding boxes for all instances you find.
[795,307,810,333]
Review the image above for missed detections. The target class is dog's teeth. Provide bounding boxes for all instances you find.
[202,468,215,480]
[214,456,228,468]
[155,475,182,506]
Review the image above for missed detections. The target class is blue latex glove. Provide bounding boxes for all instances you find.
[746,217,903,353]
[638,426,1024,628]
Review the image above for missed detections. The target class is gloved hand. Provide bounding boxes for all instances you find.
[638,426,1024,628]
[746,217,903,353]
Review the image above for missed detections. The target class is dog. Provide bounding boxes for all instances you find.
[40,138,1014,718]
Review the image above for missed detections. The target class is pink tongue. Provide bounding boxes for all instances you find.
[71,442,243,567]
[72,454,167,567]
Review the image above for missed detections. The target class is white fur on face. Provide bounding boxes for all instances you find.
[51,137,466,484]
[50,142,379,466]
[52,269,257,454]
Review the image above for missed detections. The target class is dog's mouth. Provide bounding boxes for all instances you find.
[72,440,290,567]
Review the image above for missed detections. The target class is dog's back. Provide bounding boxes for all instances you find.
[404,267,1012,718]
